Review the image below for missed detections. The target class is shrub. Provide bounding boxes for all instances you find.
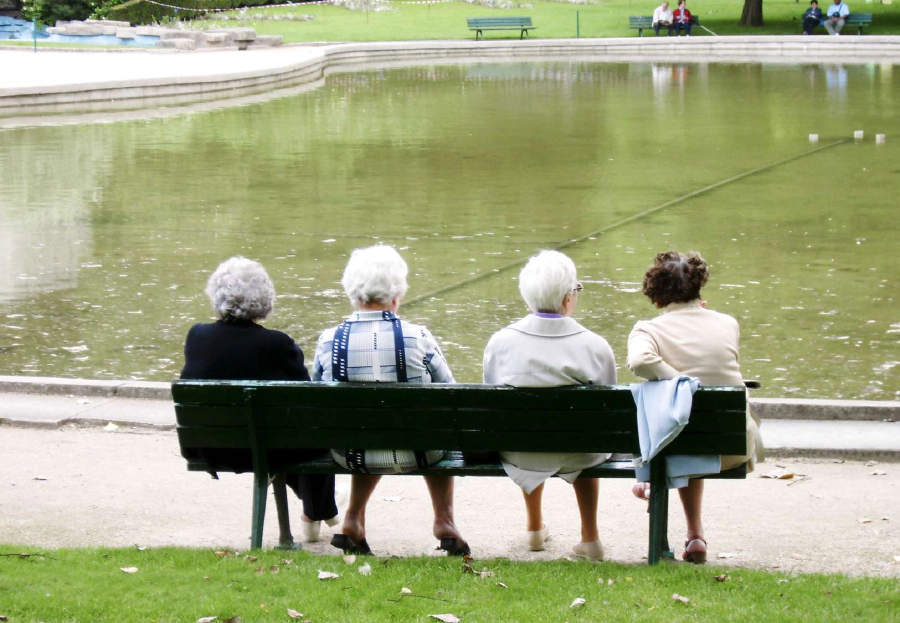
[96,0,277,25]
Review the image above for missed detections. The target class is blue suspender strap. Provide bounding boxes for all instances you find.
[331,321,351,382]
[384,310,408,383]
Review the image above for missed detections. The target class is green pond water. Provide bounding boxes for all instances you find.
[0,61,898,399]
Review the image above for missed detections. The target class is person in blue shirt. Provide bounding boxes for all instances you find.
[802,0,823,35]
[823,0,850,35]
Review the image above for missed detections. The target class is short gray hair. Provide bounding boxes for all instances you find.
[342,245,409,307]
[205,256,275,322]
[518,250,578,314]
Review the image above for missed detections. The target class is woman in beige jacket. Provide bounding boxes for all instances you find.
[484,250,617,561]
[627,251,763,564]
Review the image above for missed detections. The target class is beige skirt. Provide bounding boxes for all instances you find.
[499,451,611,495]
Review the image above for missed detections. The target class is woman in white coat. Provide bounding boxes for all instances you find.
[627,251,763,564]
[483,250,617,561]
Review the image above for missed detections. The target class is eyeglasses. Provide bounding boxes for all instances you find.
[572,283,584,293]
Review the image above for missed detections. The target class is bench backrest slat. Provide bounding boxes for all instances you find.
[467,17,533,27]
[174,382,747,458]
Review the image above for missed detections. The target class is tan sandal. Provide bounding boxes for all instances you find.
[682,537,707,564]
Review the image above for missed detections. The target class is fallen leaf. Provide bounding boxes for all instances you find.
[401,587,413,594]
[717,552,737,559]
[570,598,586,608]
[281,559,294,566]
[197,618,217,623]
[496,582,508,589]
[607,578,615,586]
[866,461,878,467]
[778,579,790,584]
[214,550,232,559]
[759,470,794,480]
[244,555,258,562]
[882,517,891,522]
[318,570,339,580]
[859,518,873,524]
[255,567,265,575]
[428,615,460,623]
[269,565,280,574]
[33,476,48,481]
[461,556,474,574]
[203,576,210,581]
[893,556,900,563]
[625,577,633,583]
[120,567,139,574]
[76,399,91,405]
[479,570,495,579]
[871,471,887,476]
[104,422,119,432]
[358,563,372,576]
[222,618,242,623]
[136,546,147,552]
[672,593,690,604]
[715,574,728,583]
[597,577,604,585]
[287,610,304,620]
[382,496,403,502]
[343,555,357,565]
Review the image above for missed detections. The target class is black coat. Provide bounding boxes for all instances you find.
[180,320,311,381]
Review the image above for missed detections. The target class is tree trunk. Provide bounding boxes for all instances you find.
[740,0,764,27]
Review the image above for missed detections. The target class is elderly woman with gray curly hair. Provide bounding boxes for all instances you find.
[312,244,469,557]
[181,256,341,547]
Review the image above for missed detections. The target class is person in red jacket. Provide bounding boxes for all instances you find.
[673,0,693,36]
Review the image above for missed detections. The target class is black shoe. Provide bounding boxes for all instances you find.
[438,537,471,556]
[330,534,373,555]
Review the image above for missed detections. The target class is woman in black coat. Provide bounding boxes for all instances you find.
[181,256,339,545]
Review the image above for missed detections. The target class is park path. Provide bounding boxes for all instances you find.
[0,425,897,578]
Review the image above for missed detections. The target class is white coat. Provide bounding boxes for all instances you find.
[483,314,617,493]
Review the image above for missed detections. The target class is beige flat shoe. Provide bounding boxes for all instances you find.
[572,540,604,561]
[526,524,550,551]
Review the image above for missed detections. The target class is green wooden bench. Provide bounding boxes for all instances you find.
[466,17,536,41]
[173,381,748,564]
[844,13,873,35]
[629,15,702,37]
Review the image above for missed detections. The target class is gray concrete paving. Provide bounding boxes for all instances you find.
[1,388,898,460]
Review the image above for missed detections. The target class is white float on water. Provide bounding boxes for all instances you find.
[876,134,886,144]
[809,134,819,143]
[854,130,865,140]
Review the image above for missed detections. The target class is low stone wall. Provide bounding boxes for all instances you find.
[0,375,896,421]
[2,37,900,116]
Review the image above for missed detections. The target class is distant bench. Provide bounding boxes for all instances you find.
[841,13,873,35]
[173,381,748,564]
[467,16,536,40]
[629,15,702,37]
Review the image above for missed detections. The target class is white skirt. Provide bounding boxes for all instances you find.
[500,451,612,494]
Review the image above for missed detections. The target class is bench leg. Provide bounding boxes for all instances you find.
[272,474,295,549]
[647,459,673,564]
[250,470,268,550]
[476,29,482,41]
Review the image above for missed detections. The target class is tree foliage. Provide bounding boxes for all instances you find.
[22,0,96,24]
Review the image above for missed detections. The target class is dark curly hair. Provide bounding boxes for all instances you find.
[642,251,709,308]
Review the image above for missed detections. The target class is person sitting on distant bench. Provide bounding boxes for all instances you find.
[653,1,674,36]
[802,0,823,35]
[823,0,849,35]
[673,0,693,37]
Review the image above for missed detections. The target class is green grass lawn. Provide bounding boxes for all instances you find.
[1,546,897,621]
[192,0,900,42]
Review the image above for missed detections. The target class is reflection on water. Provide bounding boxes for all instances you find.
[0,61,897,399]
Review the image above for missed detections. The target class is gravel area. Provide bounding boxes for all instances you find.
[1,426,897,577]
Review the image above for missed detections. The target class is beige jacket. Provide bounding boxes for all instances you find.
[626,300,763,470]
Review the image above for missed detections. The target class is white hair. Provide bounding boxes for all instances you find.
[205,256,275,322]
[342,245,409,307]
[518,250,578,314]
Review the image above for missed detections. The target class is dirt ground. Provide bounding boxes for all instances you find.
[0,425,897,578]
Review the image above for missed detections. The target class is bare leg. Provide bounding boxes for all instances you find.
[572,478,600,543]
[678,479,704,539]
[522,483,545,532]
[340,473,381,541]
[423,475,465,543]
